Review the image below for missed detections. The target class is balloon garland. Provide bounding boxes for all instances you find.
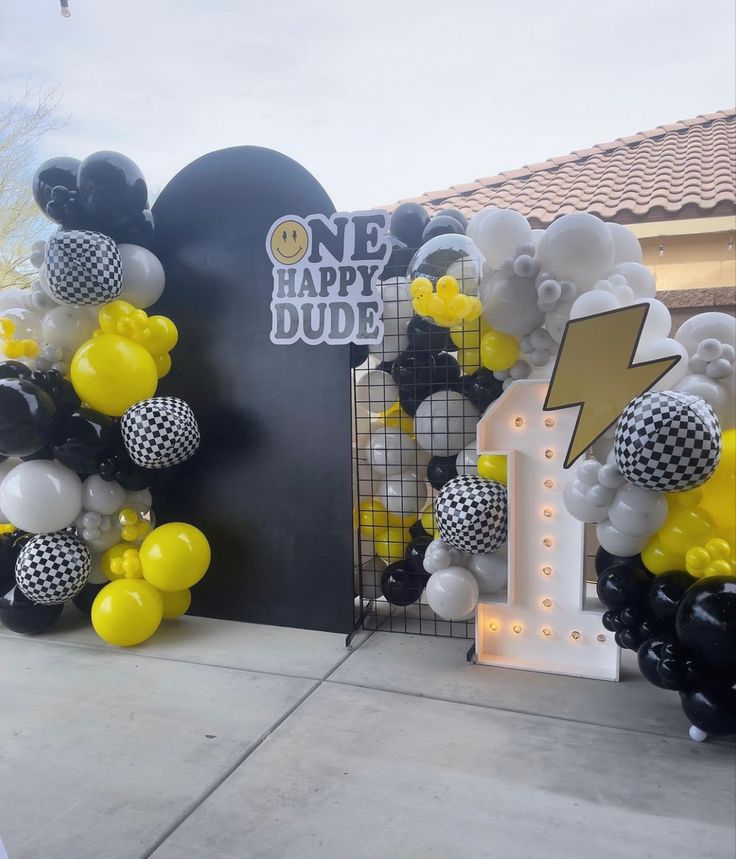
[0,152,210,647]
[355,203,735,738]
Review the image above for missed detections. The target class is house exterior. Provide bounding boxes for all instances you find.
[391,108,736,326]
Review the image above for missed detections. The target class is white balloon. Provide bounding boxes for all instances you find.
[468,544,507,594]
[455,442,477,476]
[608,484,668,538]
[369,279,411,362]
[87,552,109,584]
[0,307,41,341]
[473,209,532,269]
[466,206,497,243]
[608,262,656,299]
[42,305,97,351]
[569,289,620,320]
[530,229,545,245]
[117,244,166,309]
[377,470,428,516]
[635,338,688,391]
[126,488,153,510]
[596,519,650,557]
[426,566,480,620]
[354,369,399,416]
[0,288,33,312]
[0,460,83,533]
[536,213,615,291]
[423,538,467,573]
[675,312,736,356]
[414,390,479,456]
[86,529,123,553]
[638,298,672,342]
[82,475,126,515]
[544,298,575,344]
[368,427,425,476]
[674,374,733,428]
[480,270,544,336]
[563,472,610,523]
[607,223,643,265]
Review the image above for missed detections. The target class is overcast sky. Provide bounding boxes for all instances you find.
[1,0,734,211]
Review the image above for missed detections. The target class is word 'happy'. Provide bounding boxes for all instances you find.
[267,211,390,345]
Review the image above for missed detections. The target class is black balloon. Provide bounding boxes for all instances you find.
[0,585,64,635]
[72,581,107,614]
[391,350,434,389]
[430,352,461,390]
[595,547,647,578]
[379,235,414,282]
[421,215,465,242]
[596,564,652,611]
[406,315,453,354]
[398,384,430,418]
[0,377,56,457]
[30,369,81,414]
[427,455,458,490]
[676,576,736,670]
[637,635,673,688]
[404,536,433,574]
[649,571,696,622]
[409,519,431,540]
[620,605,645,628]
[0,532,22,595]
[614,628,643,651]
[436,208,468,231]
[463,369,504,413]
[601,609,619,632]
[349,344,369,369]
[390,202,429,248]
[77,150,148,229]
[52,408,114,474]
[32,156,81,222]
[110,208,156,248]
[0,361,32,381]
[381,561,426,606]
[680,684,736,736]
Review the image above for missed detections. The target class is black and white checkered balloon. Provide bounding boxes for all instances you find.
[614,390,721,492]
[15,531,91,605]
[121,397,200,469]
[435,475,507,554]
[44,230,123,306]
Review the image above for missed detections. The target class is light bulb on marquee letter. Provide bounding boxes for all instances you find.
[476,379,619,681]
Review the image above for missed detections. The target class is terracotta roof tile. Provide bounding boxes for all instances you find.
[386,108,736,226]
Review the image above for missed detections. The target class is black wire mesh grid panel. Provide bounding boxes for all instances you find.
[352,260,489,639]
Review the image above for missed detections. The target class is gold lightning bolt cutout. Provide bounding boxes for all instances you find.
[544,304,681,468]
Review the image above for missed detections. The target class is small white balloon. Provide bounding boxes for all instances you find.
[675,312,736,356]
[608,262,656,299]
[563,474,610,523]
[414,390,479,456]
[82,475,126,515]
[117,244,166,309]
[455,442,478,476]
[126,488,153,510]
[536,213,615,291]
[0,460,83,534]
[608,484,668,538]
[473,209,532,269]
[423,538,467,574]
[425,565,480,621]
[468,544,507,594]
[606,222,643,265]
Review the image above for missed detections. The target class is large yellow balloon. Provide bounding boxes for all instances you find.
[699,428,735,531]
[91,579,163,646]
[139,523,211,591]
[641,535,683,575]
[71,334,158,416]
[480,329,519,372]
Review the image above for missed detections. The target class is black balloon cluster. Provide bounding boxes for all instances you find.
[595,547,736,737]
[32,151,154,247]
[380,535,432,607]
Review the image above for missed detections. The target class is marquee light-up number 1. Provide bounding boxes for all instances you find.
[476,379,620,681]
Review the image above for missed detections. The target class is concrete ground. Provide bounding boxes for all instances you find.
[1,611,734,859]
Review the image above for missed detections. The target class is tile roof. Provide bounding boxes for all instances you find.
[389,109,736,227]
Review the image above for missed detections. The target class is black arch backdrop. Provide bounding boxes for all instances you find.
[152,147,354,634]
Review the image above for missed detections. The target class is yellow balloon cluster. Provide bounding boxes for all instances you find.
[92,523,210,646]
[410,276,482,328]
[0,318,39,360]
[117,507,153,543]
[98,300,178,378]
[642,432,735,576]
[480,328,520,372]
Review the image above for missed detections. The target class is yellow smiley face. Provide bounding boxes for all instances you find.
[270,219,309,265]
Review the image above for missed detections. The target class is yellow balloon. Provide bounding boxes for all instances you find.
[699,428,735,530]
[155,352,172,379]
[71,334,158,416]
[436,275,459,300]
[91,579,163,646]
[139,522,211,591]
[374,526,409,564]
[358,498,389,539]
[450,322,480,351]
[420,507,439,538]
[146,316,178,356]
[159,588,192,619]
[456,347,480,374]
[101,543,129,580]
[641,535,683,575]
[658,508,713,556]
[477,454,507,484]
[480,329,520,372]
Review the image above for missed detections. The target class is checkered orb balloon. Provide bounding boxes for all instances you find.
[44,230,123,306]
[614,390,722,492]
[15,531,91,605]
[121,396,200,469]
[435,475,508,554]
